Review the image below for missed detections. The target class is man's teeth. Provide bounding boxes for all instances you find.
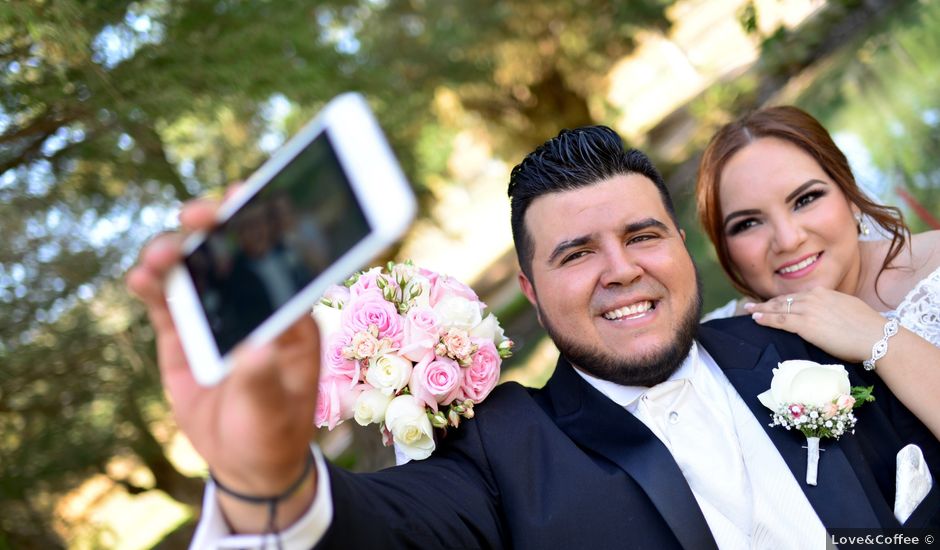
[778,254,819,274]
[603,301,652,320]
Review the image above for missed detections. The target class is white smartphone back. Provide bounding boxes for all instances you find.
[166,93,416,386]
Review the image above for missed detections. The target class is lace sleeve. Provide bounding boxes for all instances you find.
[891,266,940,348]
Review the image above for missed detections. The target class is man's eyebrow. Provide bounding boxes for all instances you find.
[547,235,592,265]
[545,218,670,265]
[626,218,669,234]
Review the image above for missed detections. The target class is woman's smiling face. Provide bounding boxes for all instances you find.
[718,137,863,299]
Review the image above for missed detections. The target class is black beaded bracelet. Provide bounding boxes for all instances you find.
[210,450,315,550]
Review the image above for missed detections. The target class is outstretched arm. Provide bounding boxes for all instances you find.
[746,288,940,440]
[126,197,321,534]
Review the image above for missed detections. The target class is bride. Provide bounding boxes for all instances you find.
[695,105,940,439]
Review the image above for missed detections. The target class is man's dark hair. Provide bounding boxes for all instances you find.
[508,125,677,280]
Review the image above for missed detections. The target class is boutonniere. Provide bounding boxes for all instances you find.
[757,360,874,486]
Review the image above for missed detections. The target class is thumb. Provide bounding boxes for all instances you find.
[275,316,322,398]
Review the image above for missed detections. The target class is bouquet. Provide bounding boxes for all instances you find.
[312,261,513,461]
[757,360,873,485]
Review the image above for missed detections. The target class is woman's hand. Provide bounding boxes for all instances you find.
[744,287,886,363]
[746,287,940,439]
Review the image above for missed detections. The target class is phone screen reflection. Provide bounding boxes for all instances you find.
[185,134,370,355]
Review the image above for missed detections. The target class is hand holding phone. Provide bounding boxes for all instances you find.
[165,93,416,385]
[127,202,321,533]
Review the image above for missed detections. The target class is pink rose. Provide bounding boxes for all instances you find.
[345,329,383,360]
[409,356,462,411]
[458,339,501,403]
[323,333,361,384]
[315,379,362,430]
[348,267,386,298]
[400,306,441,362]
[341,292,403,344]
[440,329,474,361]
[427,272,479,307]
[788,404,805,419]
[822,402,839,419]
[836,394,855,411]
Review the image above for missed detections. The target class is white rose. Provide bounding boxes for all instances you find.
[312,303,343,341]
[433,295,483,331]
[470,313,505,342]
[385,394,435,461]
[366,353,413,395]
[354,388,393,426]
[758,360,851,411]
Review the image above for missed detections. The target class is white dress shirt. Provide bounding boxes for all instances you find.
[190,446,333,549]
[192,341,827,549]
[578,342,826,549]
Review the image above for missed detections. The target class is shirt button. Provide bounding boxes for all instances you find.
[668,411,680,424]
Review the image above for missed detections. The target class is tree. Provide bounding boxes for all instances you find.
[1,0,352,544]
[0,0,678,545]
[346,0,674,156]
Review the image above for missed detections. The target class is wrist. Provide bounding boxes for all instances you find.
[210,443,313,495]
[213,448,317,534]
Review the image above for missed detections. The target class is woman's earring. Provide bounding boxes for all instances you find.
[855,213,871,236]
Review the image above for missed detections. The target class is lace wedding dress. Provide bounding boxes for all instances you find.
[889,265,940,347]
[703,265,940,348]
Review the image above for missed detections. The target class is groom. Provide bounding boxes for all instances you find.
[129,126,939,548]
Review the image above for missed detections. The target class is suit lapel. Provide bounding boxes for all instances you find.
[544,358,718,550]
[697,324,886,528]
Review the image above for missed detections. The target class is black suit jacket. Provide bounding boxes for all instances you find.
[318,318,940,549]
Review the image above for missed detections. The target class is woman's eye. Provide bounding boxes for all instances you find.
[728,218,758,236]
[795,190,824,209]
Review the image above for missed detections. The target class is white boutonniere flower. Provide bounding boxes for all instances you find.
[758,360,874,485]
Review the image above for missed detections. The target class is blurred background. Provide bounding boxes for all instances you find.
[2,0,938,547]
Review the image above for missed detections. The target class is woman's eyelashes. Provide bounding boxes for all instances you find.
[794,189,826,209]
[727,217,759,236]
[726,189,828,236]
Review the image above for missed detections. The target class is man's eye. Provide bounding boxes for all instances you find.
[795,190,825,209]
[561,250,589,264]
[728,218,759,236]
[628,234,657,244]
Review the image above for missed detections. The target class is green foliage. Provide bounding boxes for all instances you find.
[343,0,675,156]
[1,0,679,544]
[3,0,937,545]
[737,1,759,36]
[793,0,940,233]
[851,385,876,406]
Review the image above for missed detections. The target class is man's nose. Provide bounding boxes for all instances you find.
[599,247,643,288]
[770,215,807,253]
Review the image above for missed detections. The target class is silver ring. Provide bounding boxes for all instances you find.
[785,297,794,314]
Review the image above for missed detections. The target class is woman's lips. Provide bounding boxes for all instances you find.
[776,253,821,278]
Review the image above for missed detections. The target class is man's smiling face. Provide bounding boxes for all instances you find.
[518,174,701,386]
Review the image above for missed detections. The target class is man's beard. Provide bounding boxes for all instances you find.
[540,274,703,388]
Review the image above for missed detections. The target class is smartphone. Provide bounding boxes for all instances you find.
[166,93,416,386]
